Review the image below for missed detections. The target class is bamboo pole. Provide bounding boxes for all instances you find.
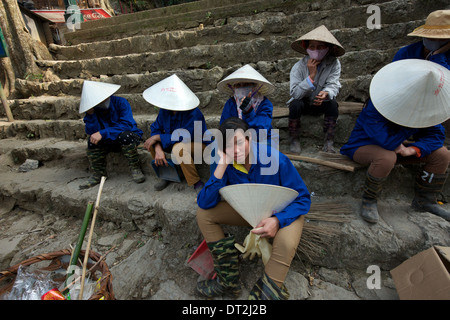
[78,176,106,300]
[63,201,94,293]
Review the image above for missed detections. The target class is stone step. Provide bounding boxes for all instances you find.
[1,137,449,273]
[37,37,398,82]
[18,56,378,103]
[62,0,437,45]
[52,16,423,61]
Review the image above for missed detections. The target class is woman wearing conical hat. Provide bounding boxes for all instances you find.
[217,64,276,143]
[143,75,211,192]
[78,81,145,189]
[288,25,345,154]
[340,60,450,224]
[196,117,311,300]
[393,10,450,68]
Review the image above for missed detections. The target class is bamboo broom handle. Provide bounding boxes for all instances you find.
[78,176,106,300]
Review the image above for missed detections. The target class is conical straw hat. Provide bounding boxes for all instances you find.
[219,184,299,228]
[217,64,275,96]
[291,25,345,57]
[369,59,450,128]
[408,10,450,39]
[143,74,200,111]
[79,81,121,113]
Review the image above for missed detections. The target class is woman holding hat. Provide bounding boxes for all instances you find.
[393,10,450,68]
[340,60,450,223]
[79,81,145,189]
[196,117,310,300]
[143,74,211,192]
[288,25,345,154]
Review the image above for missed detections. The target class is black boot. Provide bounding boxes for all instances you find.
[79,148,107,190]
[411,170,450,221]
[323,116,337,153]
[196,236,241,298]
[361,172,386,224]
[288,118,301,154]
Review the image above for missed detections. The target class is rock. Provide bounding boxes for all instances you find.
[308,278,360,300]
[18,159,39,172]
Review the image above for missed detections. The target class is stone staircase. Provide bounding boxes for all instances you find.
[1,0,450,299]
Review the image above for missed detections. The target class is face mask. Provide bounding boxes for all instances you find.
[306,47,329,61]
[423,38,450,52]
[233,87,253,103]
[96,97,110,110]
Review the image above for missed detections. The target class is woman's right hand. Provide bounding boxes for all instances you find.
[307,59,320,81]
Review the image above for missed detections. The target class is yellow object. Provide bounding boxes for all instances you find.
[235,228,272,265]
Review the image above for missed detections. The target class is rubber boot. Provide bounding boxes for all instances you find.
[196,236,241,298]
[288,118,301,154]
[411,170,450,221]
[248,272,289,300]
[79,148,107,190]
[361,172,386,224]
[121,143,145,184]
[323,116,337,153]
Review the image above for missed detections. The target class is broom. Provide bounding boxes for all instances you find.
[297,202,352,262]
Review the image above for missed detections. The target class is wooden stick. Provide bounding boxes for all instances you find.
[285,153,358,172]
[62,245,115,293]
[78,176,106,300]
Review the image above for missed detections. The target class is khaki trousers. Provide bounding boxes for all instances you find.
[353,145,450,178]
[197,201,304,287]
[150,142,206,186]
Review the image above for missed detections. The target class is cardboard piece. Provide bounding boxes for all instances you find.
[390,246,450,300]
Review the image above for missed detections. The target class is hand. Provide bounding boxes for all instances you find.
[154,145,168,167]
[252,217,280,239]
[217,148,234,166]
[89,132,102,145]
[143,135,160,151]
[313,91,329,106]
[395,144,417,157]
[307,59,320,81]
[239,91,254,114]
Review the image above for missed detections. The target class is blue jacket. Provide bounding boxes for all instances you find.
[197,142,311,228]
[340,100,445,159]
[393,41,450,69]
[150,108,210,150]
[83,96,143,140]
[220,97,274,142]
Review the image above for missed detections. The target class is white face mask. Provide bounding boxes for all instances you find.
[307,47,329,61]
[96,97,110,110]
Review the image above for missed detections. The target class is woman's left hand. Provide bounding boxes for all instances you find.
[252,217,280,238]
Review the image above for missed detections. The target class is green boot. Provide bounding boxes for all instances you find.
[121,144,145,184]
[79,148,107,190]
[196,236,241,298]
[411,170,450,221]
[361,172,386,224]
[248,272,289,300]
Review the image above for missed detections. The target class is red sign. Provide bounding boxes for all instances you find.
[32,8,112,24]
